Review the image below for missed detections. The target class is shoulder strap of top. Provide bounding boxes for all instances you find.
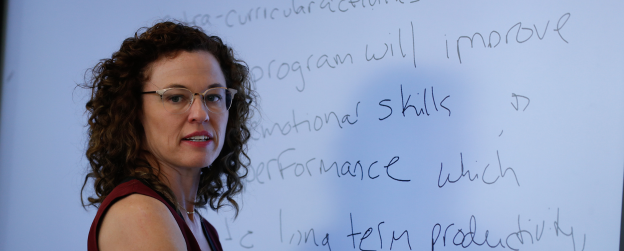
[200,217,224,251]
[87,179,202,251]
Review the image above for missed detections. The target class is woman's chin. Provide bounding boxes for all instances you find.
[184,159,214,170]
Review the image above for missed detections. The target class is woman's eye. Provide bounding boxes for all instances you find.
[205,94,222,103]
[167,95,186,103]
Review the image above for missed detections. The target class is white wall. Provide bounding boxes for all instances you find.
[1,0,623,250]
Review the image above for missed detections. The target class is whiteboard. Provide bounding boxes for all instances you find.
[1,0,623,250]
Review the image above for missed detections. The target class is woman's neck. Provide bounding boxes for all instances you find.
[147,157,202,221]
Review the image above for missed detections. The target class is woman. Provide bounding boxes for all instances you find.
[81,21,255,251]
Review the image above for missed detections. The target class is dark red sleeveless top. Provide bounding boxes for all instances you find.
[87,179,224,251]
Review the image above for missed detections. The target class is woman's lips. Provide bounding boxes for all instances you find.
[182,138,212,147]
[182,131,213,147]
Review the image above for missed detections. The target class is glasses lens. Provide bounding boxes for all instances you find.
[203,88,232,113]
[161,89,193,114]
[225,89,234,110]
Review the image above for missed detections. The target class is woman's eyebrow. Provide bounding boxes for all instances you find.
[164,83,188,89]
[208,83,225,88]
[163,83,224,89]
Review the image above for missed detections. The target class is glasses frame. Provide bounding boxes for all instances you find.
[142,87,238,114]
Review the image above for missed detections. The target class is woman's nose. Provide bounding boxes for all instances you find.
[187,96,209,122]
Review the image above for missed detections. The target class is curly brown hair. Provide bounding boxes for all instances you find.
[81,21,254,214]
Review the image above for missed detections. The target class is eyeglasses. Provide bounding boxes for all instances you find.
[142,87,237,114]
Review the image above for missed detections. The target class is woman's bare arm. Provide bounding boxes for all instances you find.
[98,194,186,251]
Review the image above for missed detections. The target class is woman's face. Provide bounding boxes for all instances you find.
[141,51,228,170]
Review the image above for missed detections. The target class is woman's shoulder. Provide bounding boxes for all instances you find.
[97,193,186,251]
